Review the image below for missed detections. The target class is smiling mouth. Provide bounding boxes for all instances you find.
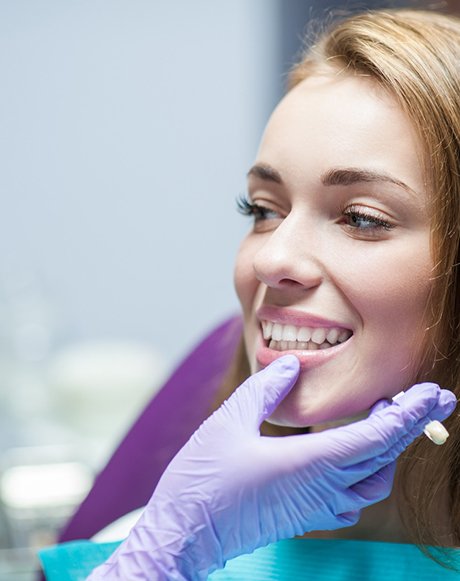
[261,320,353,351]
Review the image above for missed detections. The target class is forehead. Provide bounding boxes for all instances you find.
[256,71,427,200]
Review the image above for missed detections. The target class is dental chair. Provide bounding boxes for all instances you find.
[57,315,242,544]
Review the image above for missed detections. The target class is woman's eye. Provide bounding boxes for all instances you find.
[341,205,394,235]
[236,195,281,223]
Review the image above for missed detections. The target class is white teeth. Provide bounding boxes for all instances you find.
[268,340,323,351]
[282,324,297,342]
[272,323,283,341]
[297,327,312,342]
[338,329,350,343]
[311,328,326,345]
[326,328,339,344]
[262,321,273,340]
[261,320,352,350]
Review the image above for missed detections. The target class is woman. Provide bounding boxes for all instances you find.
[40,8,460,580]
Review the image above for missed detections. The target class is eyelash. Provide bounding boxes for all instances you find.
[236,194,280,221]
[340,204,394,232]
[236,194,394,233]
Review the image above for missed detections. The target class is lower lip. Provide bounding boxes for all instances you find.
[256,334,352,369]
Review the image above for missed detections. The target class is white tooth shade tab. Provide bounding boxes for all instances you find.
[424,420,449,445]
[261,320,351,347]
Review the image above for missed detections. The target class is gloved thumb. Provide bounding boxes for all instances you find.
[221,355,300,430]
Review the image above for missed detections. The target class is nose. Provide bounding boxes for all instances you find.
[253,212,323,291]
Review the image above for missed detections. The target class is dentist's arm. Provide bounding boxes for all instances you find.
[87,355,456,580]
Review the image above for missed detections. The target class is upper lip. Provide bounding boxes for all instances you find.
[256,305,353,331]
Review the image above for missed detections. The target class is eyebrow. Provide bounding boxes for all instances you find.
[247,163,418,197]
[321,167,418,197]
[247,164,283,184]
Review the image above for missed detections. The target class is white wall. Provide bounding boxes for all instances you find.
[0,0,280,368]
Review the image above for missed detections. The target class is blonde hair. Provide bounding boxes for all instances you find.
[215,7,460,566]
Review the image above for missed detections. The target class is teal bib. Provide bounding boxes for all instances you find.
[39,538,460,580]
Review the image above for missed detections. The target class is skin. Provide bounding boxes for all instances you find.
[234,69,433,428]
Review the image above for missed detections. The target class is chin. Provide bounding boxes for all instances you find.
[265,388,371,429]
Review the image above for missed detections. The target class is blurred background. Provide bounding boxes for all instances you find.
[0,0,456,578]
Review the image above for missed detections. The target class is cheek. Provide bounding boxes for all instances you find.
[340,239,433,386]
[349,244,432,326]
[234,237,266,373]
[233,237,259,313]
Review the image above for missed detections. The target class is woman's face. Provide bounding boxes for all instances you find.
[234,71,433,427]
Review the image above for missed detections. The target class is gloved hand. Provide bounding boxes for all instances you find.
[88,354,456,581]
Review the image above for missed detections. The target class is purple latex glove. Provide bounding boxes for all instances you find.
[88,355,456,580]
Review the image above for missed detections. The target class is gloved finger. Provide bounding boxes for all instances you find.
[348,461,396,503]
[338,447,399,487]
[218,355,300,430]
[368,389,454,436]
[331,462,395,516]
[376,387,456,450]
[339,397,454,485]
[332,383,454,467]
[339,400,446,483]
[390,388,456,424]
[340,390,455,477]
[390,384,456,421]
[377,401,452,456]
[419,388,457,422]
[334,510,361,529]
[370,399,391,414]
